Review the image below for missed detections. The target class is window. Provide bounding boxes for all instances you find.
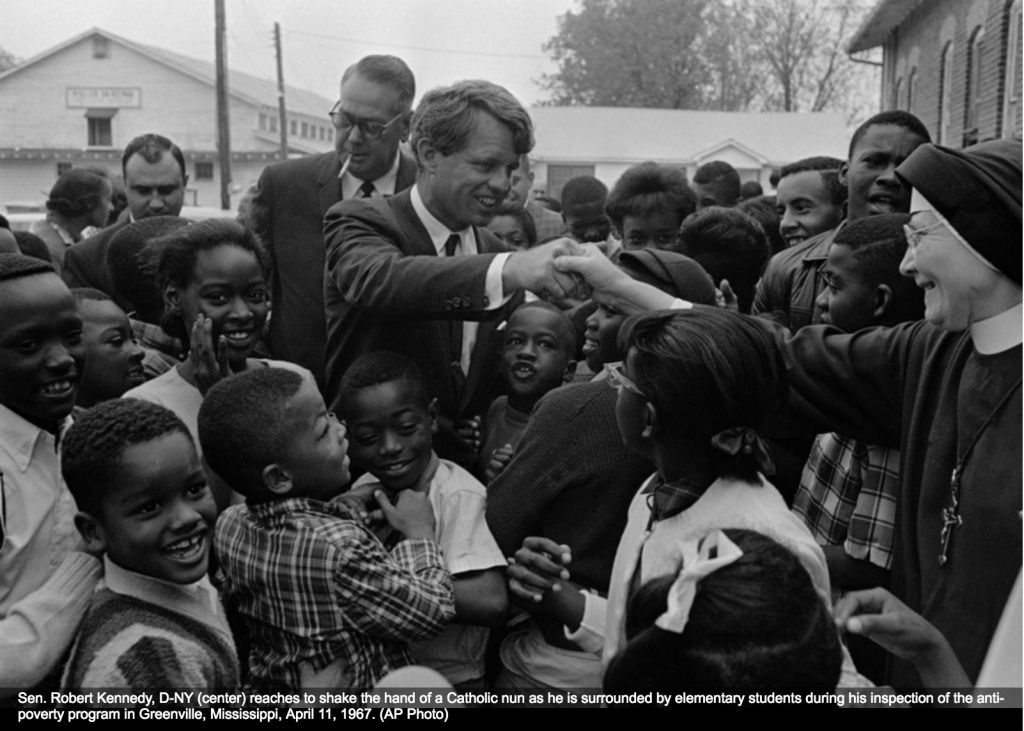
[290,119,298,136]
[269,115,278,133]
[938,42,954,144]
[907,68,918,111]
[1004,0,1022,138]
[92,36,109,59]
[301,121,309,138]
[965,27,985,145]
[57,162,73,176]
[195,162,214,180]
[85,109,115,147]
[547,164,596,201]
[258,113,268,131]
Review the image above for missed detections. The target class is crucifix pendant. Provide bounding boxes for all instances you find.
[939,467,963,566]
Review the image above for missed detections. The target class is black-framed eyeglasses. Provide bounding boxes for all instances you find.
[328,103,404,140]
[605,362,646,399]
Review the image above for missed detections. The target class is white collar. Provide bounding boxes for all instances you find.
[410,184,473,255]
[970,303,1023,354]
[103,554,220,616]
[340,150,401,197]
[0,403,67,471]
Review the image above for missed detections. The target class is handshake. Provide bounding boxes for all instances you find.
[500,238,609,305]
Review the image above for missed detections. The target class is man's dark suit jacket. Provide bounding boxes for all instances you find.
[61,217,131,310]
[323,188,520,467]
[252,150,417,386]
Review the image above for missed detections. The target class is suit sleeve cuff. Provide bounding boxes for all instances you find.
[487,252,513,311]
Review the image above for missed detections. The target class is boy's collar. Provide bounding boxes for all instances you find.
[0,403,67,470]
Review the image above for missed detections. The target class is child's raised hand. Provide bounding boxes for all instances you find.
[455,416,482,455]
[717,279,739,312]
[189,314,233,394]
[506,536,572,605]
[375,488,435,541]
[333,483,381,525]
[484,443,516,483]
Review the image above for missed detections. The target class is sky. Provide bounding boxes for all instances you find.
[0,0,579,105]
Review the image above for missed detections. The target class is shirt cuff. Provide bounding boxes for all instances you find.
[563,591,606,654]
[487,252,513,310]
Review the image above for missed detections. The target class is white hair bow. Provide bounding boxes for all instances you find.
[655,529,744,634]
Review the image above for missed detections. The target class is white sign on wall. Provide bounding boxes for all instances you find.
[66,87,142,108]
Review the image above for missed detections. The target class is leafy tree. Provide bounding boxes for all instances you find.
[541,0,876,118]
[540,0,717,109]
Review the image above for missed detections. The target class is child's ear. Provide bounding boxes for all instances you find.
[642,402,660,440]
[74,511,107,555]
[163,284,182,316]
[837,160,850,188]
[427,398,440,434]
[261,463,294,496]
[562,359,578,384]
[873,283,894,319]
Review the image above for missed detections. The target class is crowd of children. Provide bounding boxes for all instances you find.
[0,101,1020,706]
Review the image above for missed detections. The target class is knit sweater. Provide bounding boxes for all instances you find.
[486,379,654,593]
[62,561,238,692]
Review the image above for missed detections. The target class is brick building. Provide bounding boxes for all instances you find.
[849,0,1022,147]
[0,27,335,209]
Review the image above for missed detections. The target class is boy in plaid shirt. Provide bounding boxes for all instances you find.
[792,214,924,592]
[200,367,454,690]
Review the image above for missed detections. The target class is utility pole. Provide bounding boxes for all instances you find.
[274,22,288,161]
[214,0,232,210]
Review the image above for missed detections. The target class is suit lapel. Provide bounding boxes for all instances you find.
[316,152,343,221]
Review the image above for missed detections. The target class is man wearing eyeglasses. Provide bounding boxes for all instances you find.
[250,55,417,386]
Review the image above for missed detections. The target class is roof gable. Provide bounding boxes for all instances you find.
[0,27,332,117]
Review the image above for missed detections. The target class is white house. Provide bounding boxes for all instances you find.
[526,106,849,200]
[0,27,335,210]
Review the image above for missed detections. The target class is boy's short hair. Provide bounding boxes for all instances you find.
[740,180,764,199]
[605,162,696,233]
[0,252,54,283]
[604,528,841,693]
[62,398,192,516]
[847,111,931,158]
[678,207,771,314]
[108,216,191,324]
[693,161,741,203]
[339,351,431,414]
[71,287,113,306]
[735,196,786,256]
[198,367,306,497]
[12,231,53,263]
[560,176,608,209]
[508,300,577,355]
[778,156,847,206]
[832,212,923,324]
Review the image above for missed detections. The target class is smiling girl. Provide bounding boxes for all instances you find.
[124,220,306,507]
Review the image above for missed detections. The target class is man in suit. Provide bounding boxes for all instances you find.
[62,134,187,310]
[323,80,582,468]
[251,55,417,385]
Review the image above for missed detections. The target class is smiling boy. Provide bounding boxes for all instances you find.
[60,399,238,690]
[0,254,84,625]
[72,288,146,409]
[341,352,507,687]
[753,111,930,332]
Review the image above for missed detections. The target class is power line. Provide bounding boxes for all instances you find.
[286,29,548,60]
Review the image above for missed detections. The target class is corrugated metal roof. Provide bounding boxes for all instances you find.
[528,106,849,165]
